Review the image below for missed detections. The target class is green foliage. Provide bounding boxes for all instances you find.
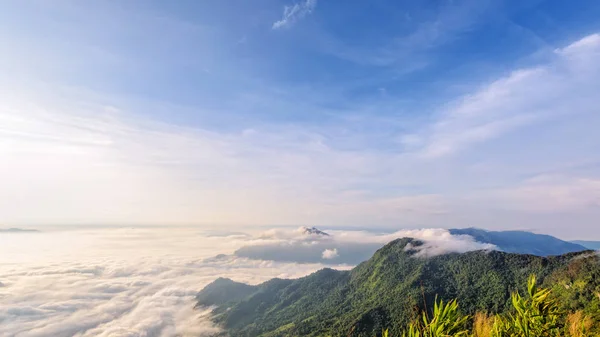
[400,298,469,337]
[492,275,563,337]
[196,240,600,337]
[545,254,600,328]
[195,277,258,308]
[390,275,597,337]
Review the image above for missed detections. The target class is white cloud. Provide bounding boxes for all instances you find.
[235,227,497,263]
[0,89,445,227]
[404,33,600,158]
[335,228,497,256]
[0,93,339,225]
[1,33,600,236]
[272,0,317,29]
[397,229,497,257]
[2,226,494,336]
[475,175,600,212]
[322,248,339,259]
[0,227,334,337]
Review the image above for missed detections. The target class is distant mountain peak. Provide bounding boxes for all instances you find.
[571,240,600,250]
[299,226,330,236]
[449,228,587,256]
[0,228,39,233]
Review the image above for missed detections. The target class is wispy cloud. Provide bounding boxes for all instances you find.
[314,0,494,68]
[2,33,600,234]
[1,0,600,236]
[402,33,600,158]
[0,89,399,226]
[474,175,600,213]
[272,0,317,29]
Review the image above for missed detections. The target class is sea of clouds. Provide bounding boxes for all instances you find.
[0,226,496,337]
[235,227,497,263]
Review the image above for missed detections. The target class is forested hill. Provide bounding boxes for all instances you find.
[196,238,600,337]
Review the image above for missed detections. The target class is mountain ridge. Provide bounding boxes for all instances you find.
[449,227,587,256]
[0,228,39,233]
[571,240,600,250]
[233,227,588,267]
[196,238,599,336]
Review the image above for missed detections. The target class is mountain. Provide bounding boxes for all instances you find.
[449,228,587,256]
[0,228,39,233]
[234,228,587,266]
[196,239,599,336]
[299,226,330,236]
[195,277,257,307]
[571,240,600,250]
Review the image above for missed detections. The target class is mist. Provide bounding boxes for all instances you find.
[0,227,333,337]
[0,226,498,336]
[234,227,497,264]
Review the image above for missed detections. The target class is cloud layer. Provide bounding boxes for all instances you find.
[234,227,497,264]
[0,226,500,336]
[0,228,333,337]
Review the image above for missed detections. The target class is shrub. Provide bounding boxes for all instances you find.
[378,275,598,337]
[400,297,469,337]
[492,275,563,337]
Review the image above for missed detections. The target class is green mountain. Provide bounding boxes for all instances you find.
[196,238,600,337]
[195,277,257,307]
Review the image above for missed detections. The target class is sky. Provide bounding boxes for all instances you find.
[1,0,600,238]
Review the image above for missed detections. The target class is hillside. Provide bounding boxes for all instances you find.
[196,238,600,337]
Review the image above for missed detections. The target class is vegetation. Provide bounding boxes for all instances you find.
[398,298,469,337]
[196,239,600,337]
[392,275,597,337]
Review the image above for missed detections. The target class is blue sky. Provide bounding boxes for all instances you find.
[1,0,600,238]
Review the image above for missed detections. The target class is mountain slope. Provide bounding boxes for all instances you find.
[196,238,599,337]
[449,228,587,256]
[195,277,258,307]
